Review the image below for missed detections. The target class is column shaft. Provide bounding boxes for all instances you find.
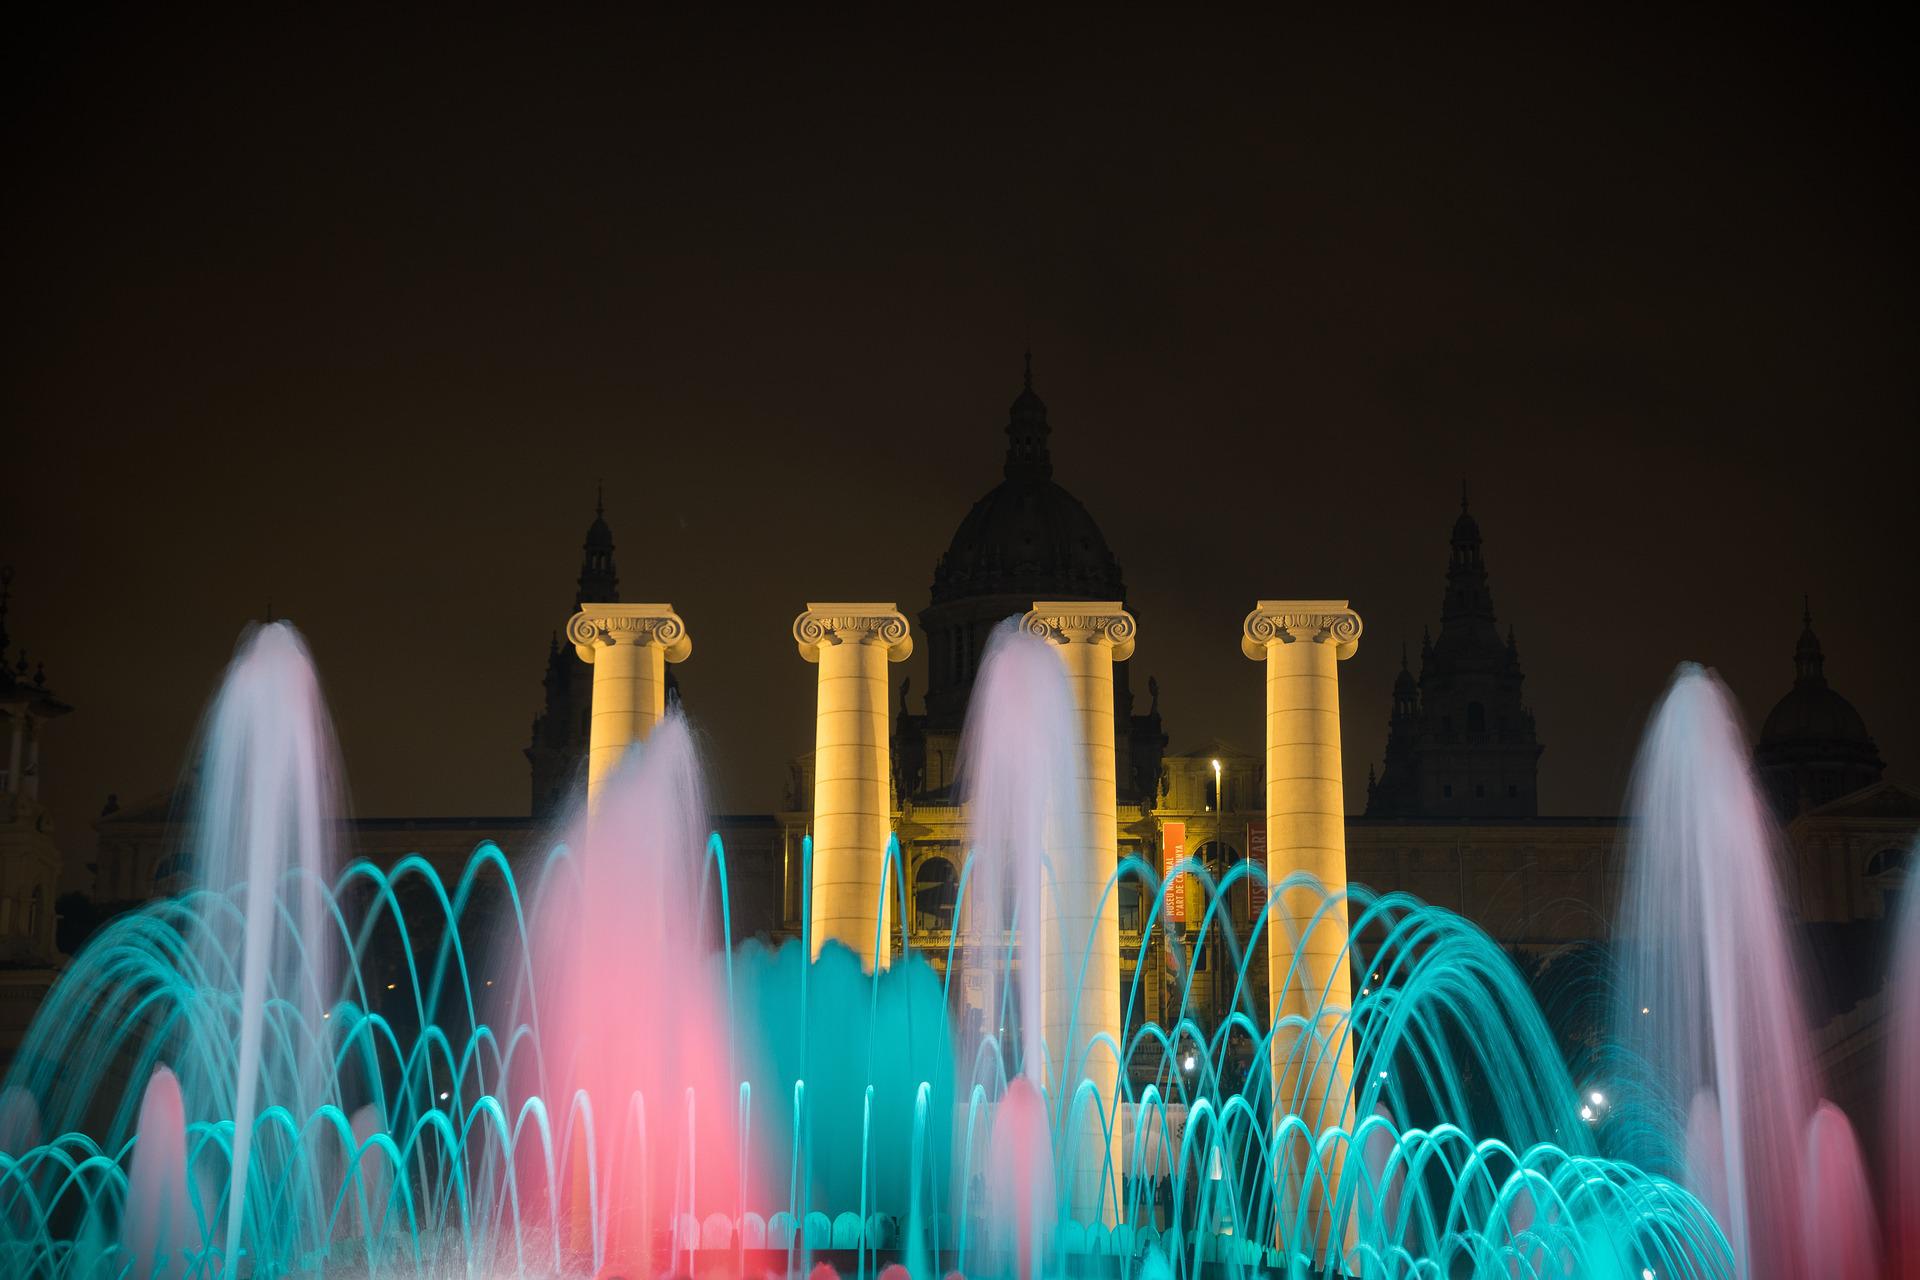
[1264,634,1354,1110]
[1245,600,1362,1262]
[810,637,894,966]
[796,604,912,971]
[586,640,665,797]
[567,604,692,808]
[1025,603,1133,1226]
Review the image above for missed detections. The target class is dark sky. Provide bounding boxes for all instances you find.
[3,9,1915,856]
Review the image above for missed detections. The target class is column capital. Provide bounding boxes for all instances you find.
[1241,599,1362,661]
[567,603,692,665]
[1023,601,1137,661]
[793,603,913,663]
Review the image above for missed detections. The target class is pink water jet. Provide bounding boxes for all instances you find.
[122,1066,196,1280]
[345,1103,389,1242]
[984,1076,1055,1280]
[1616,665,1818,1278]
[1889,855,1920,1278]
[1801,1101,1880,1277]
[0,1086,39,1152]
[189,622,341,1261]
[949,623,1074,1276]
[1356,1104,1403,1248]
[955,621,1081,1095]
[522,712,753,1274]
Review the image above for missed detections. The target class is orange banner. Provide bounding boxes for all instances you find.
[1162,821,1186,923]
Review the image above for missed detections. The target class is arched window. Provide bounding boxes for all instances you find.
[1195,839,1241,872]
[1193,840,1242,930]
[1867,847,1911,879]
[27,887,41,937]
[913,856,958,932]
[1467,702,1486,735]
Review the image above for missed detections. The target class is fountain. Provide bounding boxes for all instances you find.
[0,621,1908,1278]
[1612,665,1885,1278]
[1891,865,1920,1278]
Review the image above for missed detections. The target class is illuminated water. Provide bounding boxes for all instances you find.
[0,623,1906,1277]
[1889,862,1920,1277]
[1611,665,1882,1277]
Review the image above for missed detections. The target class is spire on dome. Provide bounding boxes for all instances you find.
[1004,352,1052,481]
[576,486,619,607]
[1794,595,1826,686]
[1756,594,1882,818]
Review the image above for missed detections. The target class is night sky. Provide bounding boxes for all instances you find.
[4,9,1915,861]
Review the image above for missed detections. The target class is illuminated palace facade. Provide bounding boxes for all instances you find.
[65,371,1917,1095]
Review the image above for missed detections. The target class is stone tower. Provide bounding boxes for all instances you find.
[527,490,625,818]
[0,568,69,966]
[1366,489,1542,817]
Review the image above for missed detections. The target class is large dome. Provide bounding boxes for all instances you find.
[1760,682,1873,747]
[929,373,1124,605]
[1753,604,1884,817]
[1758,608,1877,750]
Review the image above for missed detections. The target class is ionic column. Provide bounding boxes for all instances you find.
[566,604,692,804]
[794,604,912,971]
[1022,601,1134,1225]
[1241,599,1362,1260]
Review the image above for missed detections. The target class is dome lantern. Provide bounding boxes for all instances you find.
[1004,350,1053,481]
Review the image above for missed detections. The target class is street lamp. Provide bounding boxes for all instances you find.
[1210,758,1224,1033]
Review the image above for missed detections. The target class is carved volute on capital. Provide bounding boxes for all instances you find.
[567,604,693,664]
[1023,601,1137,661]
[1241,599,1363,661]
[793,603,914,663]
